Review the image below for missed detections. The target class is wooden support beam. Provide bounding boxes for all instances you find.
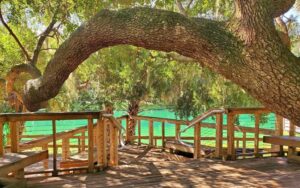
[138,119,141,145]
[254,113,260,158]
[263,136,300,147]
[42,144,49,170]
[10,121,19,153]
[215,113,223,158]
[88,118,94,172]
[273,115,284,156]
[109,123,118,166]
[81,131,85,152]
[227,113,235,160]
[126,116,130,143]
[242,131,246,159]
[52,120,57,176]
[62,138,70,161]
[97,118,107,168]
[149,120,154,147]
[0,121,4,157]
[289,121,296,156]
[194,123,201,159]
[162,121,165,149]
[175,123,180,140]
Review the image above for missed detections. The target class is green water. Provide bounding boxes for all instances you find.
[21,109,276,147]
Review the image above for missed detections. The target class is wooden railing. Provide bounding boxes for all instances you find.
[0,111,122,176]
[121,107,288,160]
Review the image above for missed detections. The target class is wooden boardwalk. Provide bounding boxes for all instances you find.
[27,145,300,188]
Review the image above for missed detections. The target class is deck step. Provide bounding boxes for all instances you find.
[0,150,48,177]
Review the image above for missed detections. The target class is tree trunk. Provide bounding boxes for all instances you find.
[22,1,300,125]
[127,100,140,143]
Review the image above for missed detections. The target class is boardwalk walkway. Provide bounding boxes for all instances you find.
[28,145,300,188]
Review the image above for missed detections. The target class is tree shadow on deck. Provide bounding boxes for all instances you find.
[27,146,300,187]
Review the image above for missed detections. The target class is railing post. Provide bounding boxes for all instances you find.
[52,120,58,176]
[109,121,118,166]
[254,113,260,158]
[162,121,165,150]
[42,144,49,170]
[288,121,296,156]
[97,117,107,168]
[62,137,70,161]
[215,113,223,158]
[88,118,94,172]
[273,115,284,156]
[194,122,201,159]
[10,121,19,153]
[0,121,4,157]
[175,123,180,140]
[242,131,246,159]
[126,116,130,143]
[227,113,235,160]
[81,131,85,152]
[149,120,154,147]
[138,119,141,145]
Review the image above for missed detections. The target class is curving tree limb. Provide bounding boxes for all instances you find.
[22,1,300,125]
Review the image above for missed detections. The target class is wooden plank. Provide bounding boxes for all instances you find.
[194,123,201,159]
[62,138,70,161]
[289,122,296,155]
[60,160,88,169]
[0,150,48,177]
[175,123,180,140]
[254,113,260,158]
[52,120,57,176]
[88,118,94,172]
[10,121,19,153]
[215,113,223,158]
[162,122,165,149]
[109,123,118,166]
[138,119,141,145]
[227,107,270,115]
[149,120,154,147]
[0,121,4,157]
[10,126,88,150]
[97,118,107,167]
[0,111,101,122]
[263,136,300,147]
[81,131,86,152]
[227,113,235,160]
[242,131,246,159]
[42,144,49,170]
[273,115,284,156]
[131,115,188,125]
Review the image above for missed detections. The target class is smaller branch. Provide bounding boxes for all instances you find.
[176,0,187,16]
[186,0,194,9]
[31,18,57,66]
[0,6,31,61]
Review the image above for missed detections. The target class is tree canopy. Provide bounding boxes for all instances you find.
[1,0,300,125]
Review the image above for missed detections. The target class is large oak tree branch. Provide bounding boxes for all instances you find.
[0,6,31,62]
[22,3,300,125]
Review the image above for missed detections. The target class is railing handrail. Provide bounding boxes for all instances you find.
[180,108,226,134]
[102,113,126,147]
[178,108,225,146]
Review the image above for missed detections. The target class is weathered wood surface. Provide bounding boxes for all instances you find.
[0,111,101,121]
[0,150,48,177]
[8,126,87,150]
[27,146,300,188]
[263,136,300,147]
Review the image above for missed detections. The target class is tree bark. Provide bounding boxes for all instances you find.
[127,100,140,143]
[22,1,300,125]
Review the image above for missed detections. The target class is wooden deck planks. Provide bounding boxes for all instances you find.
[27,146,300,188]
